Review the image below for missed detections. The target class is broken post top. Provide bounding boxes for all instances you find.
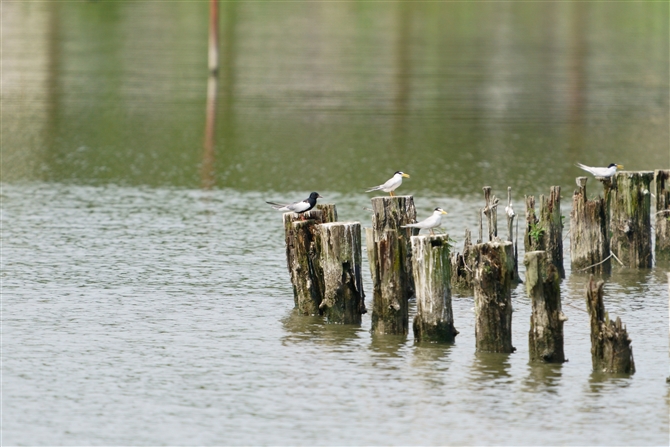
[410,233,450,246]
[283,203,338,225]
[370,195,417,234]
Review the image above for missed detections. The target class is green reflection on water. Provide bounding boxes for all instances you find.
[2,1,668,195]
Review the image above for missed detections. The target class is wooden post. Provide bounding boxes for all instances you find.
[570,177,611,274]
[318,222,365,324]
[450,228,474,290]
[473,241,515,353]
[609,171,653,268]
[208,0,219,75]
[585,275,635,374]
[411,234,458,342]
[367,196,416,335]
[283,204,337,315]
[524,251,566,363]
[482,186,498,241]
[506,187,520,282]
[654,170,670,260]
[524,187,564,278]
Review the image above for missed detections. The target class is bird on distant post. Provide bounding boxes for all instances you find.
[366,171,410,197]
[401,208,448,235]
[266,192,323,220]
[575,162,624,179]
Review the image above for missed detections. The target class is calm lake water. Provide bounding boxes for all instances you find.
[2,1,669,445]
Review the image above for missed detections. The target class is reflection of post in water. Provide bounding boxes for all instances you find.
[523,363,563,393]
[45,2,62,163]
[202,0,220,189]
[470,352,512,382]
[412,343,453,370]
[202,0,237,190]
[280,309,361,347]
[369,334,407,360]
[567,2,587,154]
[392,1,412,152]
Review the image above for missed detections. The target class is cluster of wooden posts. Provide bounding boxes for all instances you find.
[282,170,669,375]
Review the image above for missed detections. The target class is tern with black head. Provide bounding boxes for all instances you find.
[575,162,624,178]
[266,192,323,219]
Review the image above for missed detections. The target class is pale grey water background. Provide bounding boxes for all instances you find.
[2,1,669,445]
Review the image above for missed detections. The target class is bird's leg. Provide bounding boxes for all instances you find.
[430,229,435,236]
[389,191,395,197]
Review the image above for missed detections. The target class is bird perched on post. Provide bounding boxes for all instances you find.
[366,171,410,197]
[266,192,323,220]
[575,162,624,178]
[401,208,448,235]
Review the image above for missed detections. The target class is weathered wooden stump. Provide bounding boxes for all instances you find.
[411,234,458,343]
[570,177,611,275]
[524,251,566,363]
[318,222,365,324]
[585,275,635,374]
[283,204,337,315]
[654,170,670,260]
[367,196,416,335]
[608,171,653,268]
[524,187,565,278]
[473,241,515,353]
[450,228,474,291]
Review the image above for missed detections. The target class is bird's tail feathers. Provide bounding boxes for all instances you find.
[266,201,286,210]
[365,186,381,192]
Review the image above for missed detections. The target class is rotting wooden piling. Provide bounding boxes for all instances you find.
[585,275,635,374]
[654,170,670,260]
[367,196,417,335]
[473,241,515,353]
[450,228,474,291]
[570,177,611,275]
[411,234,458,343]
[524,187,565,278]
[524,251,566,363]
[318,222,365,324]
[283,204,337,315]
[608,171,653,268]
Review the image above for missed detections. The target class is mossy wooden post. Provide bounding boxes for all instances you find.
[585,275,635,374]
[283,204,337,315]
[609,171,653,268]
[524,251,566,363]
[450,228,474,290]
[411,234,458,342]
[570,177,611,274]
[367,196,417,335]
[524,187,564,278]
[473,241,515,353]
[318,222,365,324]
[654,170,670,260]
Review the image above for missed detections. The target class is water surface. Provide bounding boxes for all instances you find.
[2,1,669,445]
